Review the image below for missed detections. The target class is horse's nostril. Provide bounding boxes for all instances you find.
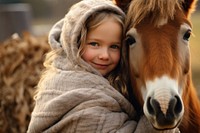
[169,96,182,115]
[147,97,155,115]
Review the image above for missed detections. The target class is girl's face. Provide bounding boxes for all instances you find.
[81,17,122,76]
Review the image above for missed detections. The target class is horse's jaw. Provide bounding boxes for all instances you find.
[141,75,184,130]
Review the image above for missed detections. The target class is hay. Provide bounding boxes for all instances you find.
[0,33,50,133]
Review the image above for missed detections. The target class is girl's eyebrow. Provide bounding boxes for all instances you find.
[86,38,103,43]
[87,37,121,45]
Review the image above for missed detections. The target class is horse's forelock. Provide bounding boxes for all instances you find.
[126,0,182,27]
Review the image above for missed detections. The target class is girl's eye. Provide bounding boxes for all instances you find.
[89,42,99,47]
[110,44,120,49]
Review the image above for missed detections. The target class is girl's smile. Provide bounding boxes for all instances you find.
[91,62,110,69]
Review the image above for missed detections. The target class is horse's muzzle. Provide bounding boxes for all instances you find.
[145,95,183,129]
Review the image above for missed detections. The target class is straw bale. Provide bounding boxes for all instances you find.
[0,33,50,133]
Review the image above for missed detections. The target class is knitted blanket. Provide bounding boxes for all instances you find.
[27,69,138,133]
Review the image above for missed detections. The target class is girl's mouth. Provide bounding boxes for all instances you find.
[92,62,109,69]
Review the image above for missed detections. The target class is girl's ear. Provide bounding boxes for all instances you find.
[181,0,198,18]
[113,0,132,13]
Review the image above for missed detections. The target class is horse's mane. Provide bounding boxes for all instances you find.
[126,0,182,27]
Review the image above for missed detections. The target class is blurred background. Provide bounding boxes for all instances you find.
[0,0,200,133]
[0,0,81,39]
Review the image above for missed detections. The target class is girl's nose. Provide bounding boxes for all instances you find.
[98,48,109,60]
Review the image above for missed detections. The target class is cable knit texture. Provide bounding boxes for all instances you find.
[27,0,180,132]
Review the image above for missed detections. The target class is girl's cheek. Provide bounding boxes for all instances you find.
[112,51,121,63]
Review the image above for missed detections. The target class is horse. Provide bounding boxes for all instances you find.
[114,0,200,132]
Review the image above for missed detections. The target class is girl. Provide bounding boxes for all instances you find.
[27,0,179,132]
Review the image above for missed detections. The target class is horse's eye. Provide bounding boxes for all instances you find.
[183,30,191,41]
[126,36,136,46]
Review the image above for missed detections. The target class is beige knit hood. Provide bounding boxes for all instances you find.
[48,0,125,74]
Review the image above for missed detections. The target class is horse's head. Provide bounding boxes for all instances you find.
[115,0,198,130]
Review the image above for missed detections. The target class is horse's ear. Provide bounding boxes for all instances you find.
[181,0,198,17]
[113,0,132,13]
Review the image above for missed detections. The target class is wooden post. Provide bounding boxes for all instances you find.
[0,3,32,41]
